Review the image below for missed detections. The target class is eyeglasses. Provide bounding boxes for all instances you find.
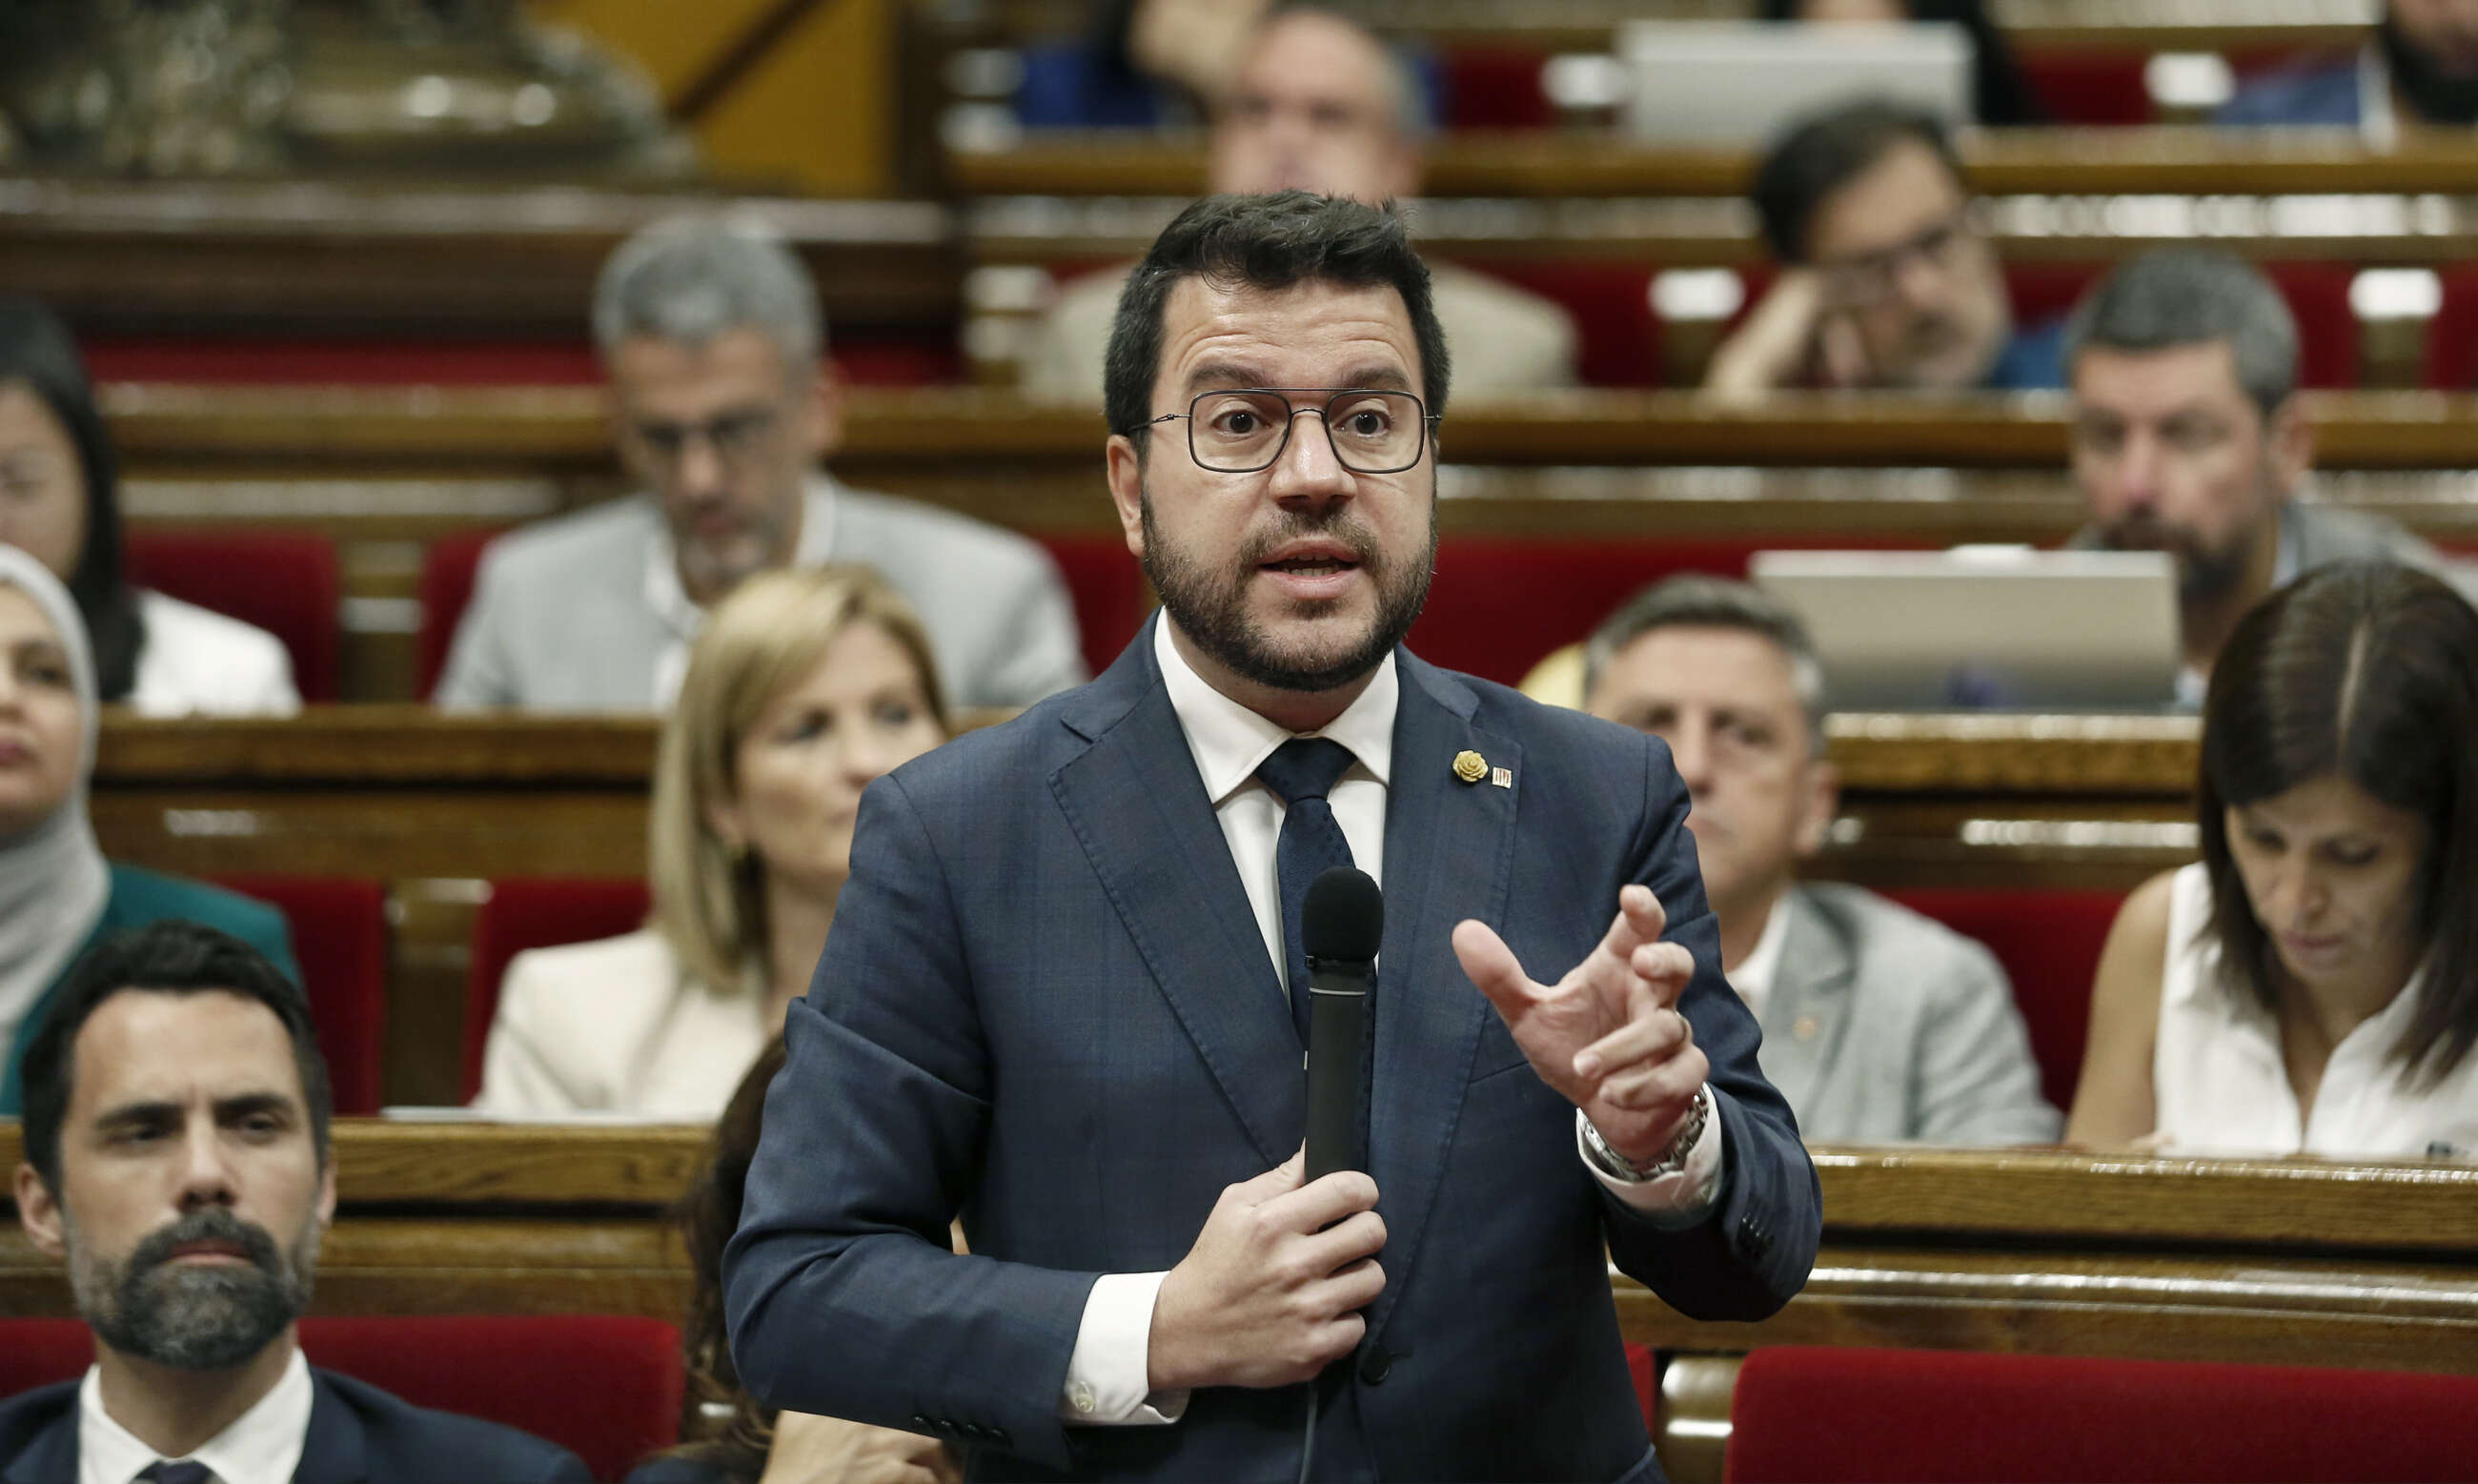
[1140,388,1437,475]
[1817,213,1977,307]
[624,407,781,469]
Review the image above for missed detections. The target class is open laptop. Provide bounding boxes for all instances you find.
[1616,21,1974,145]
[1751,547,2182,711]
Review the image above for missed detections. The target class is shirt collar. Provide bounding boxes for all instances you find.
[1153,616,1397,804]
[1729,889,1796,1013]
[80,1346,313,1484]
[2359,43,2397,149]
[641,472,842,641]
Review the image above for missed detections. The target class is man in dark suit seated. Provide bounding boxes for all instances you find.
[723,191,1819,1481]
[2,921,590,1484]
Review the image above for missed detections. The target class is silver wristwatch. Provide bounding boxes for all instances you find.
[1581,1084,1712,1184]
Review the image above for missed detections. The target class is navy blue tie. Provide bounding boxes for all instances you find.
[1256,738,1360,1047]
[137,1463,213,1484]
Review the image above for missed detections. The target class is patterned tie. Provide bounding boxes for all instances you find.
[1255,738,1360,1047]
[137,1463,214,1484]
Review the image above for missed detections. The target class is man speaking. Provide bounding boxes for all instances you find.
[722,193,1819,1482]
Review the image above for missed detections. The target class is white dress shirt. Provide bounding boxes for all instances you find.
[129,591,300,719]
[1057,621,1724,1426]
[79,1347,313,1484]
[1723,890,1795,1024]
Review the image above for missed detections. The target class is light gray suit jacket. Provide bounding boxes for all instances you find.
[435,479,1087,712]
[1758,883,2060,1147]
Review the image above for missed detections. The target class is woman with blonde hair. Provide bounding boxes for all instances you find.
[475,563,948,1118]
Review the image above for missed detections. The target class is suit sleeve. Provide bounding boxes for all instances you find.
[1599,735,1821,1319]
[1912,940,2063,1146]
[969,546,1088,709]
[722,773,1099,1471]
[433,546,518,708]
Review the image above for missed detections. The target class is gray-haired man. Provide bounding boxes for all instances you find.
[1584,576,2059,1146]
[437,214,1087,712]
[2065,247,2470,704]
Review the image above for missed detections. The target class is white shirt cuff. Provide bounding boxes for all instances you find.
[1059,1271,1190,1425]
[1577,1102,1726,1229]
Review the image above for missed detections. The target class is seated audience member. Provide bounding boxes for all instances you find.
[2070,562,2478,1159]
[1584,577,2059,1144]
[2221,1,2478,141]
[1705,101,2064,398]
[436,216,1084,714]
[475,564,946,1119]
[1019,5,1577,400]
[1758,0,2048,127]
[0,547,295,1117]
[4,921,592,1481]
[2064,248,2468,707]
[628,1041,958,1484]
[0,298,298,717]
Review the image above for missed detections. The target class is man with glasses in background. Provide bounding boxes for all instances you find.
[1704,100,2065,399]
[435,214,1086,712]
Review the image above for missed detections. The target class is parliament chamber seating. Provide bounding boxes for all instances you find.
[121,528,342,703]
[0,1315,684,1482]
[1724,1346,2478,1484]
[214,875,392,1118]
[462,877,654,1102]
[1881,887,2123,1110]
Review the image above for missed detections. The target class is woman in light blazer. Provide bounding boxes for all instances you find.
[474,564,949,1119]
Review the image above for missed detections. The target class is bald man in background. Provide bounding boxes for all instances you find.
[1018,5,1578,400]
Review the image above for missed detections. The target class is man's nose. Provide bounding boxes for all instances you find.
[1892,250,1950,313]
[2112,434,2164,509]
[1666,721,1714,793]
[673,435,730,499]
[1265,409,1354,507]
[175,1126,240,1210]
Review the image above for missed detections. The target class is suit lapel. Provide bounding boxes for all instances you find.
[1050,622,1303,1168]
[1364,653,1519,1340]
[1755,887,1853,1118]
[294,1371,366,1484]
[0,1401,78,1484]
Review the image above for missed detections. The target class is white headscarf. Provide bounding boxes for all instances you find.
[0,544,112,1048]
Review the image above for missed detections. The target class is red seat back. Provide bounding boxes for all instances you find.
[213,875,392,1116]
[0,1317,682,1484]
[121,528,340,701]
[1882,887,2123,1110]
[2427,265,2478,390]
[2019,53,2153,126]
[1408,535,1934,688]
[463,877,652,1101]
[1727,1346,2478,1483]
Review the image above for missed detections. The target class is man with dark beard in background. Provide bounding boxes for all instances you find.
[2,922,587,1483]
[2221,0,2478,142]
[2062,249,2475,707]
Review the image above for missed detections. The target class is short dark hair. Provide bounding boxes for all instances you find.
[1583,575,1828,752]
[19,921,334,1196]
[2062,248,2300,419]
[2199,561,2478,1088]
[1102,192,1451,443]
[0,297,143,701]
[1752,100,1964,263]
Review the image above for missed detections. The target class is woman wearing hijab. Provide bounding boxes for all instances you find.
[0,546,296,1115]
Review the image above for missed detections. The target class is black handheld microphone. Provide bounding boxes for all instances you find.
[1302,865,1383,1184]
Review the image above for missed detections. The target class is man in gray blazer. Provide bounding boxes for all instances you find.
[2066,247,2478,706]
[1583,576,2060,1146]
[436,215,1087,713]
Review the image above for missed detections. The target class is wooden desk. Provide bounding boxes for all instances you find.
[950,128,2478,202]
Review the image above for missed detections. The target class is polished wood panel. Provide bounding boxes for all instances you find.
[951,129,2478,202]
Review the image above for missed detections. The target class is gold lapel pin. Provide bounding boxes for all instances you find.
[1452,749,1487,784]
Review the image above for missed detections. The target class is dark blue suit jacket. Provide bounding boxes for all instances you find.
[0,1369,591,1484]
[722,625,1820,1481]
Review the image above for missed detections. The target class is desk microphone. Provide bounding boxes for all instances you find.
[1302,866,1382,1183]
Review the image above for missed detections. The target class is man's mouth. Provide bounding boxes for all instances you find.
[164,1239,252,1265]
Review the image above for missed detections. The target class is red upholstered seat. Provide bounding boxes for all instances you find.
[463,877,653,1102]
[1726,1346,2478,1483]
[213,876,392,1117]
[122,528,341,702]
[417,529,1148,701]
[2019,53,2153,126]
[0,1316,682,1483]
[2426,265,2478,389]
[1882,887,2122,1111]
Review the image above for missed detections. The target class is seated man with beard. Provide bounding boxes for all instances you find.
[2221,0,2478,144]
[2062,248,2475,707]
[3,921,589,1483]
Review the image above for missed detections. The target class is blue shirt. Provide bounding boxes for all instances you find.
[1984,316,2069,392]
[2218,58,2363,128]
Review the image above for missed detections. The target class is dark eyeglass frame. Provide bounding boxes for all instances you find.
[623,405,782,468]
[1137,387,1440,475]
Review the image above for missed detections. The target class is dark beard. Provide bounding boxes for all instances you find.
[2381,14,2478,126]
[73,1206,316,1371]
[1139,490,1435,693]
[2099,517,2258,605]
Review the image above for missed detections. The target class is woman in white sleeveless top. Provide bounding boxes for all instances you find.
[2069,562,2478,1160]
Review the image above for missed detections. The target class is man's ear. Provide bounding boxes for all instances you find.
[315,1155,338,1233]
[15,1163,65,1259]
[803,360,844,461]
[1792,757,1841,862]
[2266,396,2314,494]
[1107,436,1147,559]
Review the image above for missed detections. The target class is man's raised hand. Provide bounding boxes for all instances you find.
[1452,884,1710,1165]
